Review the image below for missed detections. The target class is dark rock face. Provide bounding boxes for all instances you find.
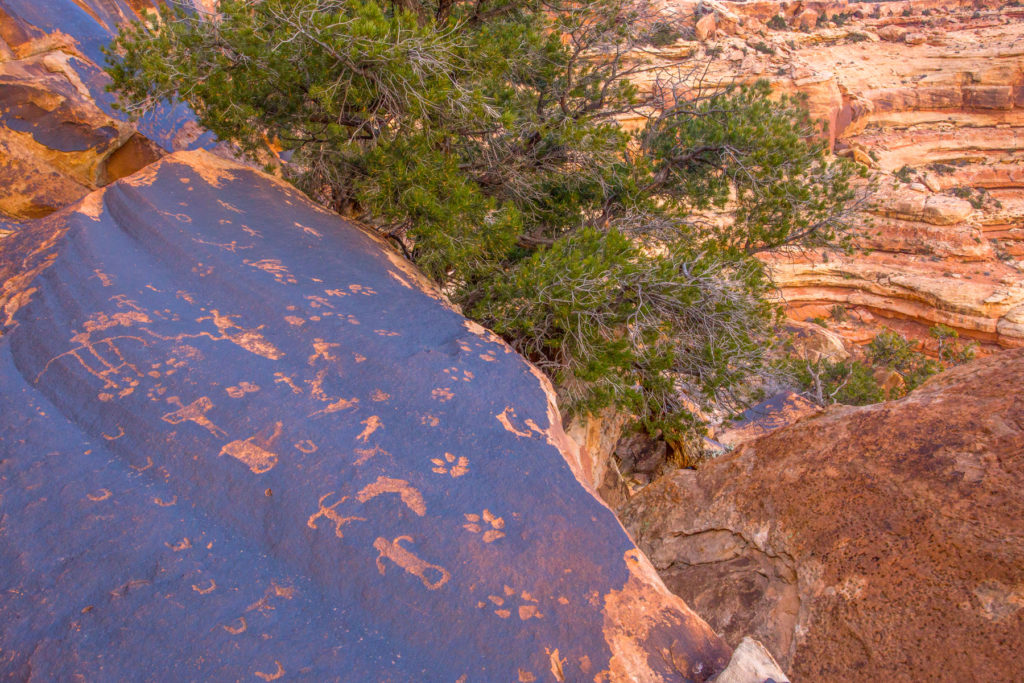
[0,151,730,681]
[621,349,1024,682]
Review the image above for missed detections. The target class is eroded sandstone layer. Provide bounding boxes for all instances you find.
[643,0,1024,352]
[621,347,1024,681]
[0,150,740,681]
[0,0,213,219]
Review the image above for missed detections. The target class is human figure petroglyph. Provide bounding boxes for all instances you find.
[355,416,382,443]
[162,396,228,438]
[307,493,366,538]
[373,536,450,590]
[356,477,426,516]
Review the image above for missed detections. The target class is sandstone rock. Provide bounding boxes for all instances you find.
[0,151,733,680]
[622,348,1024,680]
[715,638,790,683]
[796,9,818,32]
[714,392,821,449]
[696,12,717,41]
[783,320,851,362]
[877,24,908,42]
[905,32,927,44]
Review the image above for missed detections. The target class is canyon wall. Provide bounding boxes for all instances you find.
[641,0,1024,353]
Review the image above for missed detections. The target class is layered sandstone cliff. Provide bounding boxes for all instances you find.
[638,0,1024,353]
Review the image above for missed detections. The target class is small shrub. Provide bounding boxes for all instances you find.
[829,304,849,322]
[894,165,916,183]
[930,324,977,365]
[646,21,681,47]
[867,330,941,393]
[809,316,829,327]
[902,6,913,16]
[752,41,775,55]
[767,14,789,29]
[848,31,870,42]
[928,162,957,175]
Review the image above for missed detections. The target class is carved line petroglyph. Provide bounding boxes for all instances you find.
[307,493,366,538]
[130,457,153,472]
[154,496,177,507]
[373,536,450,590]
[166,538,192,552]
[223,617,247,635]
[102,426,125,440]
[274,373,302,394]
[192,580,216,595]
[36,335,148,399]
[294,440,317,454]
[357,477,426,517]
[86,489,111,502]
[254,661,285,681]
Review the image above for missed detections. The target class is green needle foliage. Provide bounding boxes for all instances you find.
[106,0,860,438]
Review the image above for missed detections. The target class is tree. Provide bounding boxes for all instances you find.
[106,0,860,438]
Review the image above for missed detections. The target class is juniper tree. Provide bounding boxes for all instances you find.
[107,0,861,437]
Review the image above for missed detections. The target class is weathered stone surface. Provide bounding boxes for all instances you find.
[621,349,1024,681]
[0,151,734,680]
[0,0,215,219]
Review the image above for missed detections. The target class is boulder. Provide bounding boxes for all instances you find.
[695,13,717,42]
[877,25,907,42]
[0,151,735,680]
[621,349,1024,681]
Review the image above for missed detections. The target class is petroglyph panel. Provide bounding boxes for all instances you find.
[0,151,730,680]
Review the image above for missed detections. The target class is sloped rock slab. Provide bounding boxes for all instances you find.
[0,151,729,681]
[622,348,1024,681]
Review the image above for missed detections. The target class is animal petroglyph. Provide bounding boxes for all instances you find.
[373,536,450,590]
[355,416,382,443]
[463,510,506,543]
[432,452,469,478]
[356,477,426,516]
[220,422,282,474]
[496,407,543,439]
[197,310,283,360]
[354,445,388,466]
[307,493,366,538]
[162,396,227,438]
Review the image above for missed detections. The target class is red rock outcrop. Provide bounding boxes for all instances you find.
[620,348,1024,681]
